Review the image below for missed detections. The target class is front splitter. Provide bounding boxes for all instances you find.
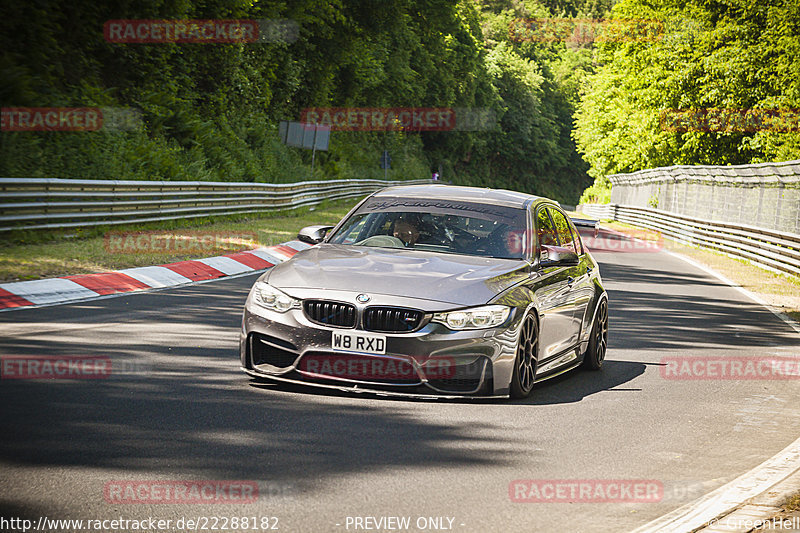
[242,367,508,400]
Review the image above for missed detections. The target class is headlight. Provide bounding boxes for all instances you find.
[251,281,299,313]
[432,305,511,330]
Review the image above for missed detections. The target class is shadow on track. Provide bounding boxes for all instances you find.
[595,261,800,352]
[0,278,520,499]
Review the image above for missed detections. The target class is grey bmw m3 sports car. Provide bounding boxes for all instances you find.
[240,184,608,399]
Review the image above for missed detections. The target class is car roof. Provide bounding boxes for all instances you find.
[372,184,549,209]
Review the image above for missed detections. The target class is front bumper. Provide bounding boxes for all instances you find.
[239,291,521,398]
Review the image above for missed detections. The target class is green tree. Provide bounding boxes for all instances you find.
[574,0,800,202]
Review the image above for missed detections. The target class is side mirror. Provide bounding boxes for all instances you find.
[538,245,580,268]
[297,225,334,244]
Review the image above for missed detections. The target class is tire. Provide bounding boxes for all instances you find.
[583,298,608,370]
[510,313,538,399]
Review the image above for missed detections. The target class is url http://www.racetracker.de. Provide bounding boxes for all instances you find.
[0,515,282,532]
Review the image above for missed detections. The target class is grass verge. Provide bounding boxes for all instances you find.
[786,491,800,511]
[755,492,800,531]
[601,221,800,323]
[0,199,357,283]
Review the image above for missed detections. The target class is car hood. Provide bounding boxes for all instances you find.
[267,244,530,306]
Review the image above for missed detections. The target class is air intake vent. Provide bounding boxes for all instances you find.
[303,300,356,328]
[250,333,298,368]
[364,307,424,332]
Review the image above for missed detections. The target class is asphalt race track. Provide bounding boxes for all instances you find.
[1,234,799,533]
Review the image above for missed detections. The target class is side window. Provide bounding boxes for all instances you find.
[536,208,558,249]
[549,208,578,255]
[572,220,585,255]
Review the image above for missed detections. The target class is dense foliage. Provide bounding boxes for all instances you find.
[4,1,797,205]
[574,0,800,203]
[0,0,602,203]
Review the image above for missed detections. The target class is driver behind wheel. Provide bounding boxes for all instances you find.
[393,216,421,246]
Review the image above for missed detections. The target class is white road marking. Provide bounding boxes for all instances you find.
[630,435,800,532]
[630,249,800,533]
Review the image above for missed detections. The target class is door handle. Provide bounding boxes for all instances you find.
[586,266,593,275]
[567,276,575,286]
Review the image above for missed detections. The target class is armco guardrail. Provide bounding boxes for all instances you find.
[0,178,432,232]
[608,160,800,234]
[577,203,616,220]
[578,203,800,277]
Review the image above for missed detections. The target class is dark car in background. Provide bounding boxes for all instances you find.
[240,184,608,398]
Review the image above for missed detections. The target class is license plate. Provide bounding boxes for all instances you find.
[331,331,386,355]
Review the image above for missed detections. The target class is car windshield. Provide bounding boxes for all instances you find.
[327,197,528,259]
